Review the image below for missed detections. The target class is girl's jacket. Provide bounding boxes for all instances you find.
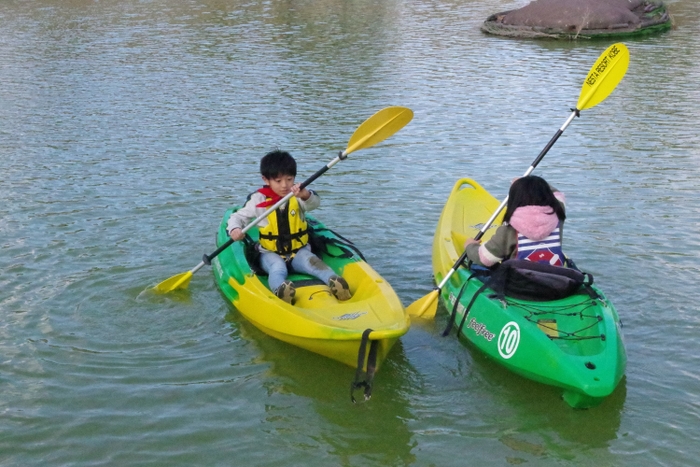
[466,191,566,267]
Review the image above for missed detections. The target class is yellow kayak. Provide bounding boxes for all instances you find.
[212,207,410,397]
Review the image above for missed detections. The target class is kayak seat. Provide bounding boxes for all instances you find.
[240,222,364,291]
[240,235,324,286]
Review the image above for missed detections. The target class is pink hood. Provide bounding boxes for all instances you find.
[509,205,560,241]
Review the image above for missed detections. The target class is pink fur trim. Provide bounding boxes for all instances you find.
[509,206,559,241]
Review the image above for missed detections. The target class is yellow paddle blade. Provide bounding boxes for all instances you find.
[406,289,439,319]
[153,271,193,293]
[345,106,413,156]
[577,43,629,111]
[152,107,412,294]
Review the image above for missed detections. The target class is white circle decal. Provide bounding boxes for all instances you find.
[498,321,520,359]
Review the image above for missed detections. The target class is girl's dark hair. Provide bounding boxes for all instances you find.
[503,175,566,223]
[260,150,297,179]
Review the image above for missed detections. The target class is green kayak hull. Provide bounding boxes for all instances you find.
[433,179,627,408]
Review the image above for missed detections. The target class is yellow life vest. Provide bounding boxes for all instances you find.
[258,196,309,255]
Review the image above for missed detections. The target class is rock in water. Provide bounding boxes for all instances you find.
[482,0,671,39]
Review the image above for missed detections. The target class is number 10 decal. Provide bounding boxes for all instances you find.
[498,322,520,359]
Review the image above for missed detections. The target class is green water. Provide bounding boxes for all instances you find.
[1,0,699,465]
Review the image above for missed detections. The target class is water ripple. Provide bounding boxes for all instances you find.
[2,0,700,465]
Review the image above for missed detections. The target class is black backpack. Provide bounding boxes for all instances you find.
[443,259,598,337]
[488,259,595,301]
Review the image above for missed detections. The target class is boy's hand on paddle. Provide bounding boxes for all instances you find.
[291,184,311,200]
[229,228,245,242]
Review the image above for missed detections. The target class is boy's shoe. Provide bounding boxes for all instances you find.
[328,275,351,301]
[275,280,296,304]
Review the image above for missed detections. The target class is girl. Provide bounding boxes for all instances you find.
[464,175,567,267]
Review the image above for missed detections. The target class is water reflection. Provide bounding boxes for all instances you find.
[453,321,626,449]
[410,323,626,464]
[2,0,700,464]
[225,306,418,465]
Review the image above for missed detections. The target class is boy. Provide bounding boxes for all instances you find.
[227,150,351,304]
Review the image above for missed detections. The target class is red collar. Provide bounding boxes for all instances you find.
[256,186,283,208]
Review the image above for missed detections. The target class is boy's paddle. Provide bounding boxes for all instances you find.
[407,42,630,319]
[153,106,414,293]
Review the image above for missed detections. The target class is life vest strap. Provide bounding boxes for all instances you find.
[258,229,309,242]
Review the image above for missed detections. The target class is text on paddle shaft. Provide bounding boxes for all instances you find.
[585,45,622,87]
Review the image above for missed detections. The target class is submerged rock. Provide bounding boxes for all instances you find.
[482,0,671,39]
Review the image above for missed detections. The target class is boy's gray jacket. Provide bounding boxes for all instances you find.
[226,190,320,234]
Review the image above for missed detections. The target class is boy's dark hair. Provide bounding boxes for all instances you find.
[504,175,566,223]
[260,150,297,179]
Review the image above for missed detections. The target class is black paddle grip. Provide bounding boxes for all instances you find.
[203,238,234,265]
[299,165,329,190]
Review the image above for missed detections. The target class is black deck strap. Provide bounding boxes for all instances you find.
[581,272,601,300]
[441,268,491,337]
[323,239,359,260]
[309,227,366,261]
[329,230,366,261]
[441,278,471,337]
[456,281,492,336]
[350,329,378,403]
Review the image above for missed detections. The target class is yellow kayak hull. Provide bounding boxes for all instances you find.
[213,209,410,370]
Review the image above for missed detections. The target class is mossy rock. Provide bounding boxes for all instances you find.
[482,0,672,40]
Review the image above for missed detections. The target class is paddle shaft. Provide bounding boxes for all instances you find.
[408,45,628,317]
[196,152,347,271]
[434,109,579,290]
[474,110,578,241]
[154,106,413,293]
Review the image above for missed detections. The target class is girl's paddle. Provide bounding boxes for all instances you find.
[407,42,630,319]
[153,106,414,293]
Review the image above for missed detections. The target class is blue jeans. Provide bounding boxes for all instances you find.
[259,244,336,292]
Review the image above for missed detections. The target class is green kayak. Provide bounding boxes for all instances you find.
[433,178,626,408]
